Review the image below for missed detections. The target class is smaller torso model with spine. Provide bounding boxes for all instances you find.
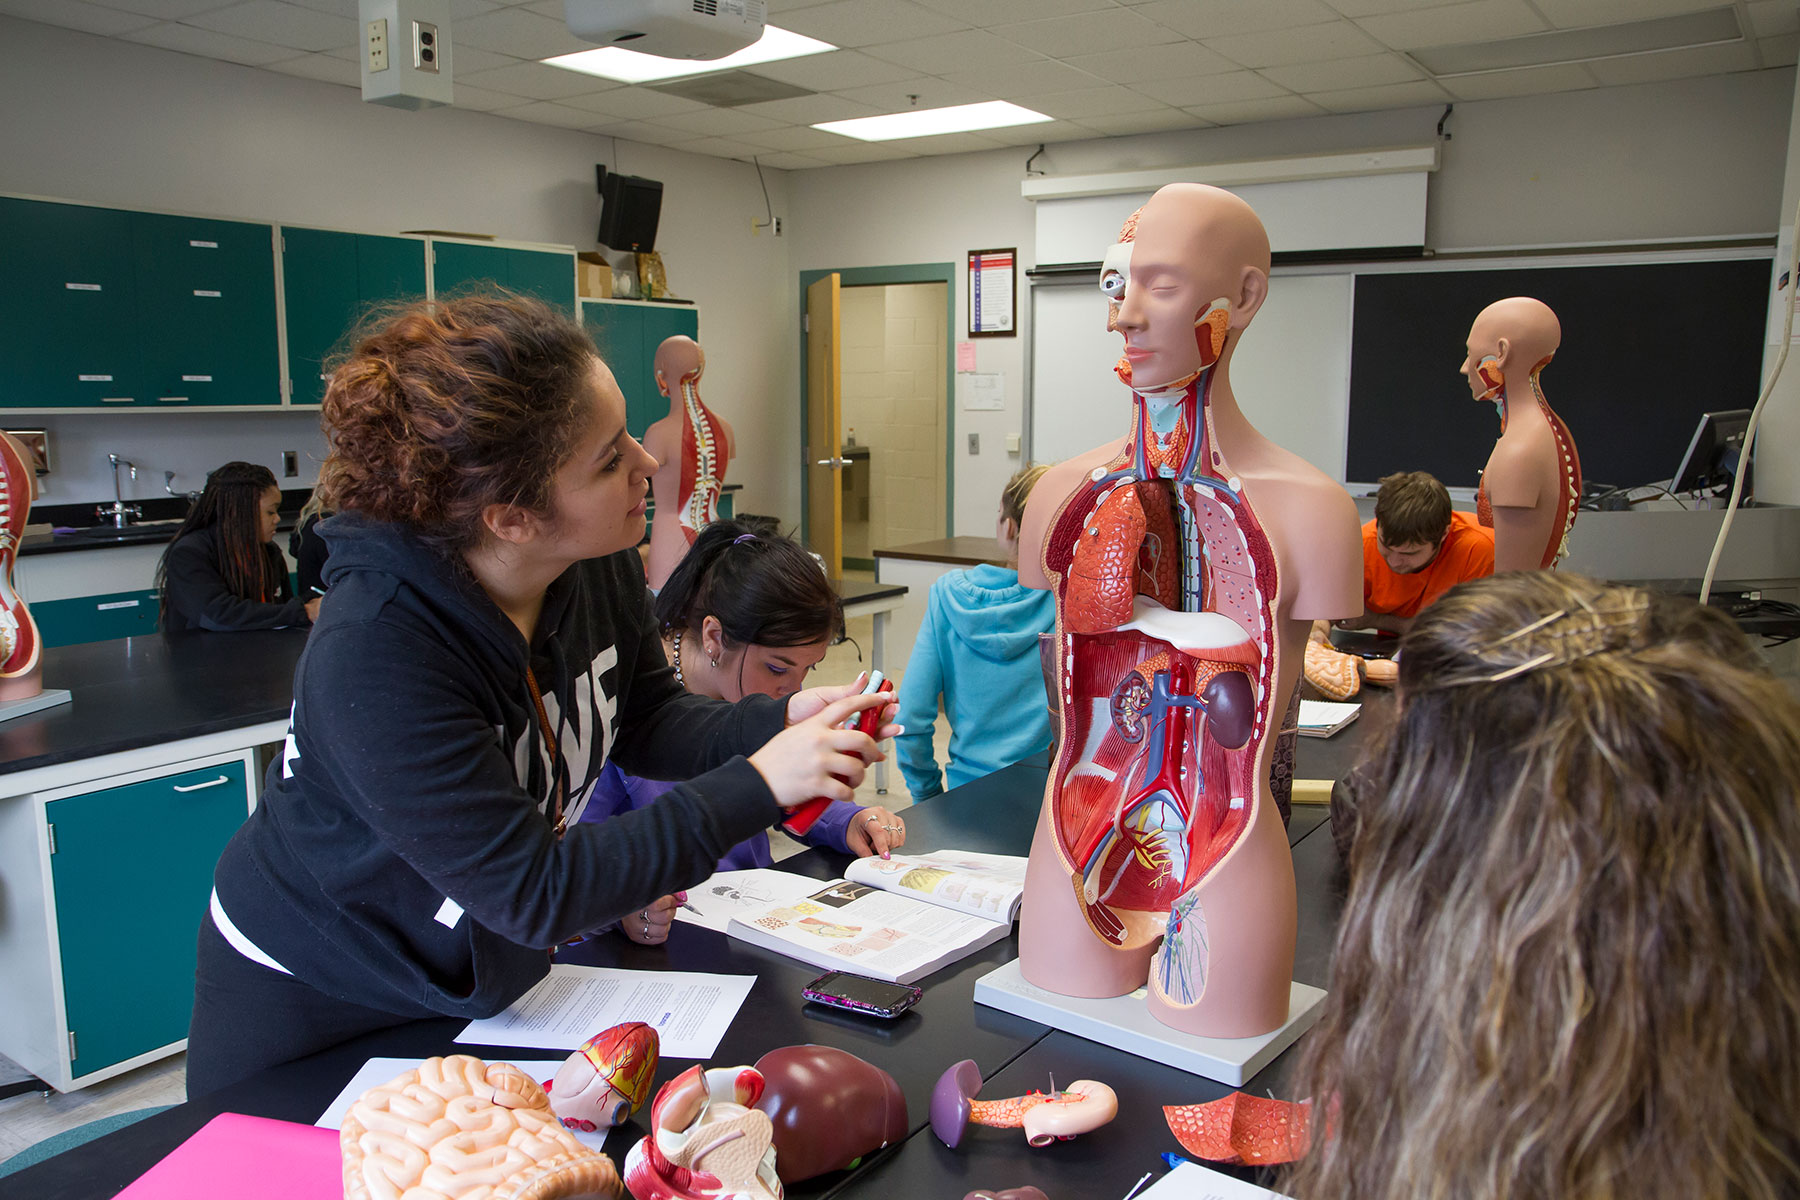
[0,431,43,702]
[644,336,735,590]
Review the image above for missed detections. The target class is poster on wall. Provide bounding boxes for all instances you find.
[968,248,1016,337]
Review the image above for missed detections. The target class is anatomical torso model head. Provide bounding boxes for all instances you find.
[1016,183,1362,1039]
[643,335,735,590]
[1461,297,1581,572]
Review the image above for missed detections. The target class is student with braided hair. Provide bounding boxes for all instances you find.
[157,460,318,633]
[1290,571,1800,1200]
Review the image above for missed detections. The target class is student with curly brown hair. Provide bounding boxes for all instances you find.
[1290,572,1800,1200]
[187,294,896,1095]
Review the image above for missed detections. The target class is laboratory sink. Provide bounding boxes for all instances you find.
[61,520,185,543]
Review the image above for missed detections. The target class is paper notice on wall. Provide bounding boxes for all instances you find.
[968,250,1015,335]
[961,372,1005,411]
[956,341,978,372]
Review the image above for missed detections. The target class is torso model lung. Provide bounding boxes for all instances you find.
[0,431,43,702]
[644,335,735,590]
[1462,297,1581,571]
[1016,184,1362,1039]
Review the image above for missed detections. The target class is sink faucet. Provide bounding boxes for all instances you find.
[96,454,142,528]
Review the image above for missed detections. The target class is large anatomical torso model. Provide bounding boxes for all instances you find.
[1463,298,1580,572]
[1017,185,1361,1040]
[645,336,735,590]
[0,431,42,702]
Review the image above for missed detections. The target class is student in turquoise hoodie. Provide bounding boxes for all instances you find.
[896,465,1056,799]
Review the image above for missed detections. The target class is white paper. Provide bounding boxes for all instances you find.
[455,964,753,1058]
[317,1057,610,1151]
[675,867,823,933]
[1297,700,1360,731]
[960,372,1006,411]
[1139,1159,1290,1199]
[845,849,1027,921]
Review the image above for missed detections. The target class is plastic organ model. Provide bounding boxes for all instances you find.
[623,1064,782,1200]
[1017,184,1362,1039]
[340,1055,621,1200]
[644,336,735,590]
[930,1059,1118,1149]
[1164,1091,1312,1165]
[751,1045,907,1183]
[0,431,42,702]
[547,1022,659,1133]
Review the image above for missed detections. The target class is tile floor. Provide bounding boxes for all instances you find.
[0,598,953,1165]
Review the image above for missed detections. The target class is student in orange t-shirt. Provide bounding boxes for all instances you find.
[1336,471,1495,636]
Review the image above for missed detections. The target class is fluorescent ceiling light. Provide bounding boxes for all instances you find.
[815,101,1052,142]
[544,26,834,84]
[1412,6,1741,77]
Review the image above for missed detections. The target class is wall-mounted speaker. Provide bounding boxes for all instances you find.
[598,173,662,253]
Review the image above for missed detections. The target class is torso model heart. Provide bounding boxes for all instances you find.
[645,336,735,590]
[0,431,42,701]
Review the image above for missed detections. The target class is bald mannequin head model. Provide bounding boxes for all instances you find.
[1017,183,1362,1041]
[1460,298,1581,572]
[642,335,735,590]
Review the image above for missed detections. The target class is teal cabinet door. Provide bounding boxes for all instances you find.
[507,248,576,313]
[581,302,698,439]
[283,229,426,406]
[132,212,281,407]
[433,241,574,313]
[0,198,140,408]
[48,759,251,1076]
[32,589,161,648]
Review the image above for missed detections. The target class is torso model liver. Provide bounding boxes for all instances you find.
[1016,184,1362,1039]
[1462,297,1581,571]
[643,336,734,590]
[0,430,42,701]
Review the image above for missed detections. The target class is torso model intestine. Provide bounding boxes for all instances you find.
[1463,298,1581,571]
[1017,185,1362,1040]
[0,431,43,702]
[644,336,735,590]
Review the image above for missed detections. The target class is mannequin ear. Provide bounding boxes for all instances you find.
[701,615,726,662]
[1492,336,1513,368]
[481,502,538,546]
[1231,265,1268,329]
[654,368,668,396]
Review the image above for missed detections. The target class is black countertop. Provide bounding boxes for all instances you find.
[0,629,308,777]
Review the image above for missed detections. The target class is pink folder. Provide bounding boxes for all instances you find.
[117,1112,339,1199]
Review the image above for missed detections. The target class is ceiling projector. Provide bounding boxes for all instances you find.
[564,0,766,60]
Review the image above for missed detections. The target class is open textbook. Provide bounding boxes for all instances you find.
[725,850,1026,984]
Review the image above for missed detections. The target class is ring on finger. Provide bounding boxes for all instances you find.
[863,814,881,824]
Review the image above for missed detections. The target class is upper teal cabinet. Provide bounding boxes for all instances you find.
[431,240,576,314]
[580,299,700,440]
[0,198,280,408]
[282,227,427,408]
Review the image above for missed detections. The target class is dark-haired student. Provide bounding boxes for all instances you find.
[580,521,906,942]
[187,294,896,1096]
[157,461,319,633]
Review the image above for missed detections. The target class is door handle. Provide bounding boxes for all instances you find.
[815,457,851,469]
[172,774,232,793]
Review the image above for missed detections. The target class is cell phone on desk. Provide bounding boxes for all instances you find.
[803,970,921,1020]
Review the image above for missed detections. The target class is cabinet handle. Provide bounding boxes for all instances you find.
[173,775,231,793]
[100,397,134,404]
[157,397,190,403]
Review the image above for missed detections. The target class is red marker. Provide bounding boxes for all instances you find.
[782,671,892,836]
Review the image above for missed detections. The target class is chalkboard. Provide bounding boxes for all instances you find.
[1346,257,1771,490]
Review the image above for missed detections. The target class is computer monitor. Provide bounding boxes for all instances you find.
[1670,408,1751,496]
[597,172,662,253]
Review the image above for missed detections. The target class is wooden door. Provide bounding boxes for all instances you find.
[805,273,844,575]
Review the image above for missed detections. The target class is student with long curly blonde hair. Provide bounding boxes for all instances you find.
[1289,571,1800,1200]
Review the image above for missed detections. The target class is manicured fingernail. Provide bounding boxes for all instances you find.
[891,724,905,735]
[881,850,891,860]
[676,891,688,903]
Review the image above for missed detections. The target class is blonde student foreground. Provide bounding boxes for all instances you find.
[1288,572,1800,1200]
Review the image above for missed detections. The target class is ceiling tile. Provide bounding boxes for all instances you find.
[939,58,1103,95]
[183,1,353,52]
[1261,50,1422,90]
[1758,32,1798,66]
[1318,0,1468,16]
[1354,0,1548,51]
[877,131,1008,155]
[1127,66,1289,106]
[775,0,967,48]
[589,120,694,145]
[1436,61,1597,99]
[1748,1,1800,37]
[124,20,298,62]
[1304,77,1453,110]
[453,5,589,59]
[436,43,520,73]
[1182,94,1329,124]
[653,106,786,135]
[447,81,527,110]
[766,0,841,10]
[1207,18,1386,66]
[77,0,234,17]
[1023,84,1171,118]
[911,0,1112,20]
[754,151,833,169]
[976,118,1102,145]
[0,0,161,34]
[1067,40,1243,84]
[1076,108,1210,135]
[830,77,992,110]
[743,48,918,90]
[733,92,881,124]
[660,135,770,160]
[1137,0,1339,39]
[991,9,1172,58]
[805,141,922,164]
[283,0,356,14]
[447,0,502,16]
[558,87,707,119]
[461,60,615,99]
[861,29,1044,73]
[500,99,607,129]
[1532,0,1726,28]
[262,49,360,84]
[733,124,849,150]
[1583,38,1761,84]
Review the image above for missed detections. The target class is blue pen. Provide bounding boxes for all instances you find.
[1161,1151,1194,1171]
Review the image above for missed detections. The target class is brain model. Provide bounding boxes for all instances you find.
[341,1055,622,1200]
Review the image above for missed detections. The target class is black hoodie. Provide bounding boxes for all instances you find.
[210,512,785,1018]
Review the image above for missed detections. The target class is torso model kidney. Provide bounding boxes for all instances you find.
[1016,184,1362,1040]
[644,336,734,590]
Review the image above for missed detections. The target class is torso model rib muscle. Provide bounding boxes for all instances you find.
[0,431,43,702]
